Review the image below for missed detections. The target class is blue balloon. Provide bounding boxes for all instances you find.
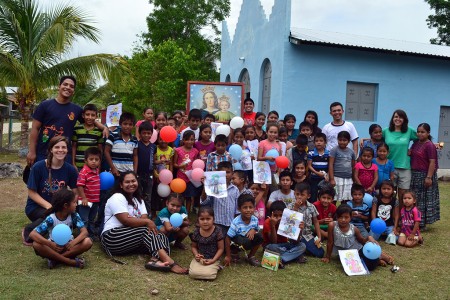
[233,162,243,170]
[363,193,373,207]
[170,213,183,227]
[52,224,72,246]
[362,242,382,260]
[100,171,115,190]
[266,149,279,166]
[370,218,387,235]
[229,144,243,160]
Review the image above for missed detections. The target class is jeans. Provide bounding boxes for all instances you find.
[301,237,325,258]
[78,202,99,236]
[265,242,306,263]
[369,225,395,241]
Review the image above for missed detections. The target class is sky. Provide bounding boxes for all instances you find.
[37,0,439,58]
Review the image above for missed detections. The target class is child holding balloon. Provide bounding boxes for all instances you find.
[369,180,399,242]
[321,204,393,270]
[155,193,190,250]
[257,123,281,187]
[29,188,92,269]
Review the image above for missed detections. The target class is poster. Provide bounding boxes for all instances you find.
[106,103,122,127]
[204,171,227,198]
[246,139,259,157]
[338,249,370,276]
[187,81,244,123]
[277,208,303,240]
[240,149,252,171]
[253,161,271,184]
[210,122,222,141]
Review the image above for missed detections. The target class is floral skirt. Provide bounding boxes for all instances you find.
[410,171,440,225]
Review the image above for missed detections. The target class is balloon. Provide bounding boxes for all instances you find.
[230,117,244,129]
[229,144,243,160]
[192,159,205,170]
[275,156,289,169]
[216,124,231,137]
[191,168,205,182]
[170,213,183,227]
[370,218,387,235]
[266,149,279,165]
[160,126,177,142]
[363,193,373,207]
[157,184,171,197]
[150,129,158,143]
[233,162,243,170]
[52,224,72,246]
[170,178,187,193]
[158,169,173,185]
[362,242,382,260]
[100,171,115,190]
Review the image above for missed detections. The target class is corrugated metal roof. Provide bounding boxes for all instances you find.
[290,27,450,59]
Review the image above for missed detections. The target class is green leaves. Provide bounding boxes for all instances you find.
[425,0,450,45]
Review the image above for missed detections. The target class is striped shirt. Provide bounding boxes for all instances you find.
[72,124,104,169]
[201,183,240,226]
[307,148,330,179]
[106,130,138,172]
[227,215,259,238]
[77,165,100,202]
[206,151,233,171]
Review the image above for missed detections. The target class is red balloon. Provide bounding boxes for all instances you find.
[275,156,289,169]
[160,126,177,142]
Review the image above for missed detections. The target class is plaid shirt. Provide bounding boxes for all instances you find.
[206,151,232,171]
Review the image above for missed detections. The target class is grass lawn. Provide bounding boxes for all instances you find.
[1,179,449,299]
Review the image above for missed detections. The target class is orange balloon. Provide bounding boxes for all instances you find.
[170,178,187,193]
[275,156,289,169]
[160,126,178,142]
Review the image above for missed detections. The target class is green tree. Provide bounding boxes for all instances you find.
[144,0,230,78]
[425,0,450,45]
[117,40,207,115]
[0,0,130,149]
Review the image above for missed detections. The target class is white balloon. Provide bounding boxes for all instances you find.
[157,184,171,198]
[230,116,244,129]
[215,124,231,137]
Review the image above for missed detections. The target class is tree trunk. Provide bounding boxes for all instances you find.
[19,105,32,155]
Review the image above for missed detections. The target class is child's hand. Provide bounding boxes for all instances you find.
[172,227,180,232]
[195,254,204,262]
[261,183,267,190]
[65,240,76,251]
[50,241,64,253]
[81,198,89,206]
[314,237,321,248]
[246,229,256,240]
[324,218,333,223]
[270,215,280,227]
[329,179,336,187]
[366,187,373,193]
[393,228,399,236]
[200,176,206,183]
[299,221,305,230]
[223,255,231,266]
[367,236,378,244]
[321,257,330,263]
[147,220,158,235]
[407,234,416,241]
[352,211,359,217]
[203,259,214,265]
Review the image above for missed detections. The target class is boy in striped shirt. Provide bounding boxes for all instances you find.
[77,147,101,237]
[307,133,330,203]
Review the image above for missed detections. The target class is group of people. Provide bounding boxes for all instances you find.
[22,76,440,279]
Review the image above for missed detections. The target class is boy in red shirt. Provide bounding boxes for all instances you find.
[313,185,337,239]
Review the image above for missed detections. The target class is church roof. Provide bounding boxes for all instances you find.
[290,27,450,60]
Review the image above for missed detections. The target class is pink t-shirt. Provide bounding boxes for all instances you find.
[355,162,378,190]
[400,206,421,236]
[136,119,156,128]
[175,147,199,182]
[259,139,281,172]
[194,141,215,164]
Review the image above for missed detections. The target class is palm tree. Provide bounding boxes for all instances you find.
[0,0,130,150]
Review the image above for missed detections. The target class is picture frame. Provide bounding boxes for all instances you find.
[187,81,245,123]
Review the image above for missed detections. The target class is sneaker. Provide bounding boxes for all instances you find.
[21,228,33,247]
[247,256,260,267]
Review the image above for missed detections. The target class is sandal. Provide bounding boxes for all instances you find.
[145,258,171,272]
[297,255,307,264]
[247,256,260,267]
[75,258,85,269]
[47,259,57,269]
[173,241,188,250]
[22,228,33,247]
[168,261,188,274]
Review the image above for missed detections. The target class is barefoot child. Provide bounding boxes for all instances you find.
[398,190,423,247]
[156,193,190,250]
[370,180,399,242]
[189,207,224,280]
[224,194,263,266]
[29,188,93,269]
[322,204,393,270]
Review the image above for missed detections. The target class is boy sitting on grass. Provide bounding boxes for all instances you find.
[313,185,337,239]
[225,194,263,267]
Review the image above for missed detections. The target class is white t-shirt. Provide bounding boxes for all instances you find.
[268,189,296,209]
[322,121,359,151]
[180,127,200,141]
[102,193,148,234]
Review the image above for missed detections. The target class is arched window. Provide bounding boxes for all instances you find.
[225,74,231,82]
[261,59,272,115]
[239,69,251,95]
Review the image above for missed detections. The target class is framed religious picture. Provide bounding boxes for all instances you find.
[187,81,245,123]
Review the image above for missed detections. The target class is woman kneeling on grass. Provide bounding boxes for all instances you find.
[29,188,92,269]
[101,171,188,274]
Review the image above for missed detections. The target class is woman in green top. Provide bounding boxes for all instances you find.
[382,110,417,204]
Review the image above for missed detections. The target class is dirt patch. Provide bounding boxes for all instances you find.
[0,178,27,210]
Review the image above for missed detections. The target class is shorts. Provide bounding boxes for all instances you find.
[393,168,411,190]
[183,182,203,197]
[334,177,353,201]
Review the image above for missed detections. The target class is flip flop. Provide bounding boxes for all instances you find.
[168,261,188,274]
[145,259,171,272]
[75,258,85,269]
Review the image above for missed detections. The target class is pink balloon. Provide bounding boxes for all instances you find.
[159,169,173,185]
[192,159,205,170]
[191,168,205,182]
[150,130,158,143]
